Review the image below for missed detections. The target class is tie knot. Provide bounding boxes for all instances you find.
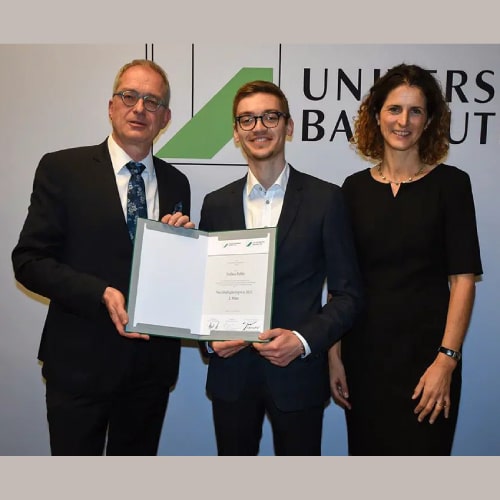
[126,161,145,176]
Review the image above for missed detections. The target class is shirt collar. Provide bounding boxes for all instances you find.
[107,135,155,176]
[246,162,290,197]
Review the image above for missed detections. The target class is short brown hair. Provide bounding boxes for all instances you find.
[233,80,290,121]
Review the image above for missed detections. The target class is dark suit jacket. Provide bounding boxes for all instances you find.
[199,165,363,412]
[12,139,191,394]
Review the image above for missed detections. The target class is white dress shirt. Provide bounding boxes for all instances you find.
[244,164,288,229]
[107,135,159,221]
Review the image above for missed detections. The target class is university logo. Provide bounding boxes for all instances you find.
[156,67,273,160]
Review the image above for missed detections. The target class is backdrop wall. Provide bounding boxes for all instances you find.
[1,43,498,455]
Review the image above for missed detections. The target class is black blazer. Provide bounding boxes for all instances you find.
[199,165,363,412]
[12,140,191,394]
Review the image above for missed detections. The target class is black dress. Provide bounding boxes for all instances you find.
[341,164,483,455]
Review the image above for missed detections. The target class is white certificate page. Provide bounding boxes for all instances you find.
[200,234,271,335]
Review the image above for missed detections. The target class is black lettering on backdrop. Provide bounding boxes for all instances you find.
[446,70,468,103]
[449,112,495,144]
[302,110,325,141]
[303,68,382,102]
[476,112,495,143]
[303,68,328,101]
[450,113,469,144]
[302,110,353,142]
[338,69,361,100]
[329,110,353,141]
[300,66,496,145]
[475,71,495,103]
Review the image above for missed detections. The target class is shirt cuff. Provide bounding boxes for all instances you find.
[292,330,311,358]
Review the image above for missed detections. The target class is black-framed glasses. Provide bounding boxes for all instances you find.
[235,111,289,131]
[113,90,166,112]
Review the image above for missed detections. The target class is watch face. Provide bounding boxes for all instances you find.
[439,347,461,361]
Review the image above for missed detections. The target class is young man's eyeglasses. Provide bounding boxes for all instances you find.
[235,112,289,131]
[113,90,166,112]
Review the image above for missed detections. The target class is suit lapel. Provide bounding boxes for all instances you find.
[92,141,126,220]
[228,177,247,229]
[277,165,303,248]
[154,157,169,218]
[91,140,131,243]
[155,157,188,219]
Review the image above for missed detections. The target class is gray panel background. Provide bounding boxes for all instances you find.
[1,44,499,456]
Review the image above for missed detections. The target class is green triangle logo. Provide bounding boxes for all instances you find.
[156,67,273,160]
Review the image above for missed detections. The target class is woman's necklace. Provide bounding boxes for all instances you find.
[377,163,426,186]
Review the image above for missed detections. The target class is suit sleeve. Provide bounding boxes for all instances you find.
[12,153,108,318]
[300,186,364,352]
[199,194,213,232]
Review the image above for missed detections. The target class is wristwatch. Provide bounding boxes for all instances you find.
[438,346,462,361]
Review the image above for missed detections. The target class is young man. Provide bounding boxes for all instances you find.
[12,59,194,455]
[199,80,363,455]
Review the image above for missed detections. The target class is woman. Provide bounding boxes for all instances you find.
[329,63,483,455]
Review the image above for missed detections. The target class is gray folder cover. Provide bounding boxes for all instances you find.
[126,219,277,341]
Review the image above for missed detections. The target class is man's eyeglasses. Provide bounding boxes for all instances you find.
[235,111,289,131]
[113,90,166,112]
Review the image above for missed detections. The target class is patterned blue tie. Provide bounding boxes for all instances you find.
[126,161,147,242]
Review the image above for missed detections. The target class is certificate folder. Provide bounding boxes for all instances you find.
[126,219,277,341]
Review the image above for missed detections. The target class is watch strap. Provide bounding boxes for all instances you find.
[438,346,462,361]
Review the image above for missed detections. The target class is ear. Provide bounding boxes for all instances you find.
[161,108,171,129]
[286,116,294,137]
[375,113,380,126]
[108,99,114,121]
[424,117,432,130]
